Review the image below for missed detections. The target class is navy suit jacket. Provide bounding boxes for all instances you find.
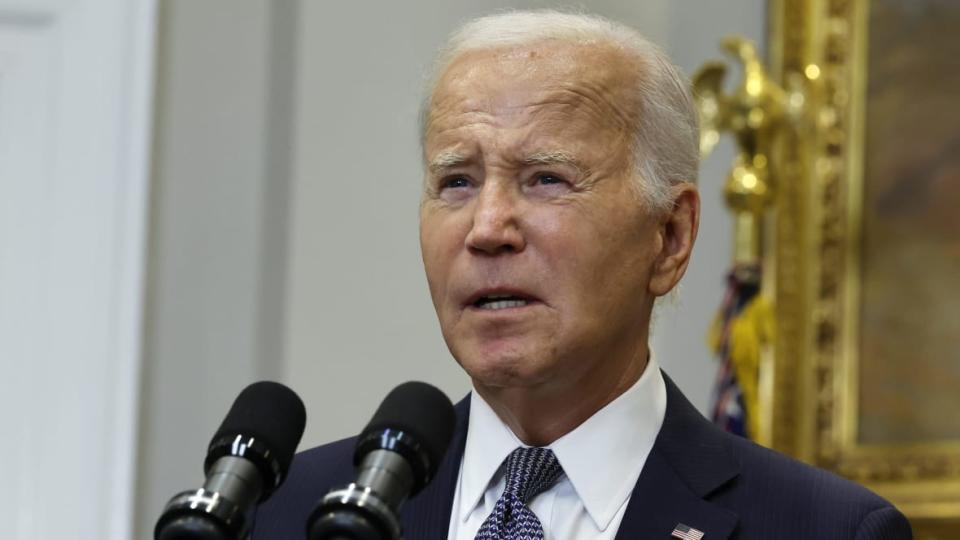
[253,374,912,539]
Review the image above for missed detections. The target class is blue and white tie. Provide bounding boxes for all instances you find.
[475,447,565,540]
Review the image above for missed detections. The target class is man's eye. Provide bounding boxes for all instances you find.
[524,172,574,198]
[442,176,471,189]
[537,174,563,185]
[534,173,568,186]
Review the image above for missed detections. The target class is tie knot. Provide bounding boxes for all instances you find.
[502,447,564,503]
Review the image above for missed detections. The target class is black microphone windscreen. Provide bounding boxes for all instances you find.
[359,381,455,480]
[207,381,306,481]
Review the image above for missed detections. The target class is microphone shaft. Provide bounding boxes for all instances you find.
[204,456,264,511]
[355,450,414,509]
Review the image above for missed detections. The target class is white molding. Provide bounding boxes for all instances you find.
[106,0,157,537]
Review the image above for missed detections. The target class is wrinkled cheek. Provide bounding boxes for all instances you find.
[554,298,601,350]
[419,225,445,283]
[423,268,450,320]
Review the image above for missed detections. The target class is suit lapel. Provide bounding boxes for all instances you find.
[615,451,738,540]
[615,373,740,540]
[400,397,470,540]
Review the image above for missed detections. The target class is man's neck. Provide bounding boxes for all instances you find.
[473,348,649,446]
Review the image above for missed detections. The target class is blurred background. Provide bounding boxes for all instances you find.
[0,0,764,538]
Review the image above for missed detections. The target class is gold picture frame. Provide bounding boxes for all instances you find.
[765,0,960,536]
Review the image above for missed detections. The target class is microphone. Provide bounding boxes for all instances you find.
[154,381,307,540]
[307,381,456,540]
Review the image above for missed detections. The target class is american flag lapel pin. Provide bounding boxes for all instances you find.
[671,523,705,540]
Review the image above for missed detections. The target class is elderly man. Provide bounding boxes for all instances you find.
[255,11,910,540]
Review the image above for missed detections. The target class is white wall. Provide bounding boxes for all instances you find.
[135,1,297,537]
[283,0,766,449]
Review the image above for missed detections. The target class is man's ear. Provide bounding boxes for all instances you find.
[648,183,700,297]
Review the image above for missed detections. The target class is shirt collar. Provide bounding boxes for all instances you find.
[458,385,526,522]
[458,354,667,530]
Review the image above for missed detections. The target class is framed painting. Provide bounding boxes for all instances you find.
[765,0,960,536]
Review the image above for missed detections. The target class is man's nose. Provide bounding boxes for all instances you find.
[465,182,526,255]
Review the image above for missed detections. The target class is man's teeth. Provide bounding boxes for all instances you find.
[478,298,528,310]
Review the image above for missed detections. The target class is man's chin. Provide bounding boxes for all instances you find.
[455,348,552,390]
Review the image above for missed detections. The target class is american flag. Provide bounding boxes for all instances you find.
[709,264,759,438]
[671,523,705,540]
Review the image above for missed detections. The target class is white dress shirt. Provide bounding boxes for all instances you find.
[447,355,667,540]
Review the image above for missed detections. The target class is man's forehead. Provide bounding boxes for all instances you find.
[436,40,634,95]
[425,41,640,138]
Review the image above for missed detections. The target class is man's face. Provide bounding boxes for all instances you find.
[420,42,671,394]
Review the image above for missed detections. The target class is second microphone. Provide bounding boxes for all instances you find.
[306,381,456,540]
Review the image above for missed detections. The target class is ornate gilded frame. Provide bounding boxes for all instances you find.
[765,0,960,536]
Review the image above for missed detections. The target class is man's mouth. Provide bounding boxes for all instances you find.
[465,289,540,311]
[473,294,531,310]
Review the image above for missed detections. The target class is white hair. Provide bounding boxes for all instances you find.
[420,10,700,212]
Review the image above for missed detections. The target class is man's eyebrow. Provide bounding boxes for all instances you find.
[522,151,587,174]
[428,151,469,174]
[427,150,587,175]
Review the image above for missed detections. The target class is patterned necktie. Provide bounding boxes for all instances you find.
[475,447,565,540]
